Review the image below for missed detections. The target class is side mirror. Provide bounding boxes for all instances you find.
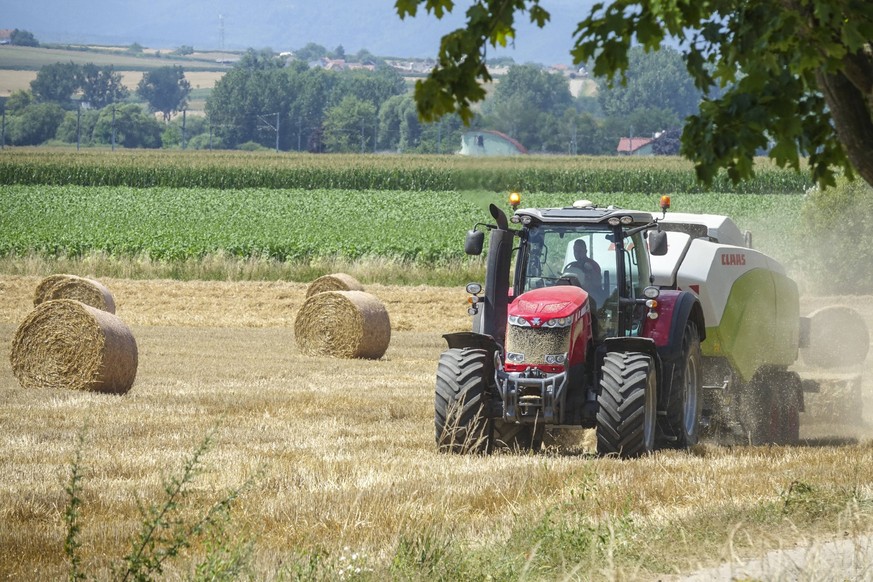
[465,229,485,255]
[649,230,668,256]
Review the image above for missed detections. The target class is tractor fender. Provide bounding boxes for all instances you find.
[602,336,663,387]
[645,290,705,362]
[443,331,501,359]
[442,332,501,385]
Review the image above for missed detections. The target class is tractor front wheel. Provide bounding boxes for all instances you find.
[596,352,658,458]
[435,348,494,453]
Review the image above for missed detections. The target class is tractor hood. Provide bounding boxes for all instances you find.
[508,286,589,326]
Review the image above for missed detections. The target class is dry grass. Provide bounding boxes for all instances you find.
[1,274,871,580]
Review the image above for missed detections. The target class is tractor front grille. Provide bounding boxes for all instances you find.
[505,325,570,366]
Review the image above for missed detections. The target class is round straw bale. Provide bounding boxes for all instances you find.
[10,299,138,394]
[33,274,78,305]
[34,274,116,314]
[305,273,364,298]
[294,290,391,359]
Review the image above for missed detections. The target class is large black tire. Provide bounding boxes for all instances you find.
[596,352,658,458]
[658,322,703,449]
[492,420,545,452]
[738,367,802,445]
[435,348,493,453]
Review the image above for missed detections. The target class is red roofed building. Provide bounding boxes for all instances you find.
[617,137,654,156]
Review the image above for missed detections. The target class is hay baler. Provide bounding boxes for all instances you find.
[435,196,868,457]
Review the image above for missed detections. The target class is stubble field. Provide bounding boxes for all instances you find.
[1,274,872,580]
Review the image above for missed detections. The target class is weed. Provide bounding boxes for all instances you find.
[61,428,257,581]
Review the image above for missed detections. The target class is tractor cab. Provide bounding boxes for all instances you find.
[511,201,657,342]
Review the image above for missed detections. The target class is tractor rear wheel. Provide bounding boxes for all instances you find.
[659,322,702,449]
[435,348,493,453]
[596,352,658,458]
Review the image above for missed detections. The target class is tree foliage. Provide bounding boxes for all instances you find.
[598,46,700,119]
[323,95,377,153]
[10,29,39,47]
[93,104,162,148]
[480,64,576,152]
[31,62,80,104]
[395,0,873,189]
[137,66,191,122]
[205,62,406,151]
[78,64,129,108]
[6,103,65,145]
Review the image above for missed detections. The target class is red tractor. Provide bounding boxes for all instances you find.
[436,197,705,457]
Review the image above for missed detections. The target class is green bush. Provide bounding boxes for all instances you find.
[801,177,873,294]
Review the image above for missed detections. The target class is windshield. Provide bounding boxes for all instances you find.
[518,224,651,338]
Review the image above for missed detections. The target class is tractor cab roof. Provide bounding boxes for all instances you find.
[513,201,653,227]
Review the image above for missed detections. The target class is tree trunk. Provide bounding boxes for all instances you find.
[816,52,873,188]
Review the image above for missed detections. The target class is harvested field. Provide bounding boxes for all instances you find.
[0,274,871,580]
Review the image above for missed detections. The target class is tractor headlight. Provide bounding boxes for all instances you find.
[544,353,567,365]
[507,352,525,363]
[466,282,483,294]
[643,286,660,299]
[543,316,573,328]
[508,315,531,327]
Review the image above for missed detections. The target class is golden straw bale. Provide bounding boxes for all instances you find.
[33,274,78,305]
[305,273,364,298]
[294,290,391,359]
[10,299,138,394]
[34,274,116,313]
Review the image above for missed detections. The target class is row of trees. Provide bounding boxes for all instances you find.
[202,46,697,154]
[1,61,191,148]
[2,45,698,154]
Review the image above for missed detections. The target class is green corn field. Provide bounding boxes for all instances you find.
[0,150,810,276]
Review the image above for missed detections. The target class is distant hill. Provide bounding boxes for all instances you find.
[2,0,594,66]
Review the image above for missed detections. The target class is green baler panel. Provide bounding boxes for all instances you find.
[702,269,799,382]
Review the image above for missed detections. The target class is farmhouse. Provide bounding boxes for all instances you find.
[616,136,654,156]
[459,130,527,156]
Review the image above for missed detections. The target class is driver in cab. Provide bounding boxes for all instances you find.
[563,239,603,301]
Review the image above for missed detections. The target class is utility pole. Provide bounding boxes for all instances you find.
[297,116,302,151]
[257,112,280,152]
[111,106,117,151]
[181,109,187,149]
[1,102,6,150]
[76,103,81,151]
[570,120,577,155]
